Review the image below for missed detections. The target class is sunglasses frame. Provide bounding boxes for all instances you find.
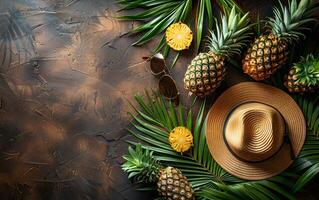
[149,53,180,105]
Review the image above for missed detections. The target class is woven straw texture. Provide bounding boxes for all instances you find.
[206,82,306,180]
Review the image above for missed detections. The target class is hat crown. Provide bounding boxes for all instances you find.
[225,103,285,162]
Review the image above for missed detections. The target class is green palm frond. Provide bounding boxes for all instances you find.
[289,95,319,192]
[116,0,242,58]
[198,173,296,200]
[291,134,319,192]
[293,95,319,136]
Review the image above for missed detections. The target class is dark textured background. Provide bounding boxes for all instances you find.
[0,0,318,199]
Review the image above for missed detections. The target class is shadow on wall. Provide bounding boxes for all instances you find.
[0,0,156,199]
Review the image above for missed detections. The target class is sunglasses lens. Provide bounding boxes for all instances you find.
[150,53,166,76]
[159,75,178,99]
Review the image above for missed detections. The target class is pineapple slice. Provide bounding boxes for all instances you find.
[169,126,193,153]
[166,22,193,51]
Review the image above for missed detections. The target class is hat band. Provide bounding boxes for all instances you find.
[222,101,295,163]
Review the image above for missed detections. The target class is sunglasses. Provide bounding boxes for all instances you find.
[149,53,179,105]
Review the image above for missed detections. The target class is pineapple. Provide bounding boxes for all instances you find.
[169,126,193,153]
[122,144,195,200]
[285,54,319,93]
[243,0,319,81]
[166,22,193,51]
[184,7,252,97]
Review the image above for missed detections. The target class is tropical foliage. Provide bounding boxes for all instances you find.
[116,0,242,60]
[124,89,319,199]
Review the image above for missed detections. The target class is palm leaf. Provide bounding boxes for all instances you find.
[293,95,319,137]
[117,0,242,60]
[288,95,319,192]
[195,0,206,52]
[293,162,319,192]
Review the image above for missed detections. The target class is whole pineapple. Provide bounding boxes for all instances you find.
[184,7,252,97]
[243,0,319,81]
[285,54,319,93]
[122,144,194,200]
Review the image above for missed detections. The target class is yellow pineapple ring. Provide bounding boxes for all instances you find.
[169,126,193,153]
[165,22,193,51]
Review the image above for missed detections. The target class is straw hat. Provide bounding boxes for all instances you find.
[206,82,306,180]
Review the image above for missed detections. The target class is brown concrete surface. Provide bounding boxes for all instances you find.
[0,0,318,199]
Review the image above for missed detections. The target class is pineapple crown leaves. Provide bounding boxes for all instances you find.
[207,6,252,58]
[122,144,161,184]
[294,54,319,85]
[268,0,319,43]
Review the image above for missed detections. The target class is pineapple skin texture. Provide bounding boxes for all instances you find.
[157,167,194,200]
[184,52,226,97]
[243,34,289,81]
[284,67,319,93]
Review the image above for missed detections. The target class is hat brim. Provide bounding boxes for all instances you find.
[206,82,306,180]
